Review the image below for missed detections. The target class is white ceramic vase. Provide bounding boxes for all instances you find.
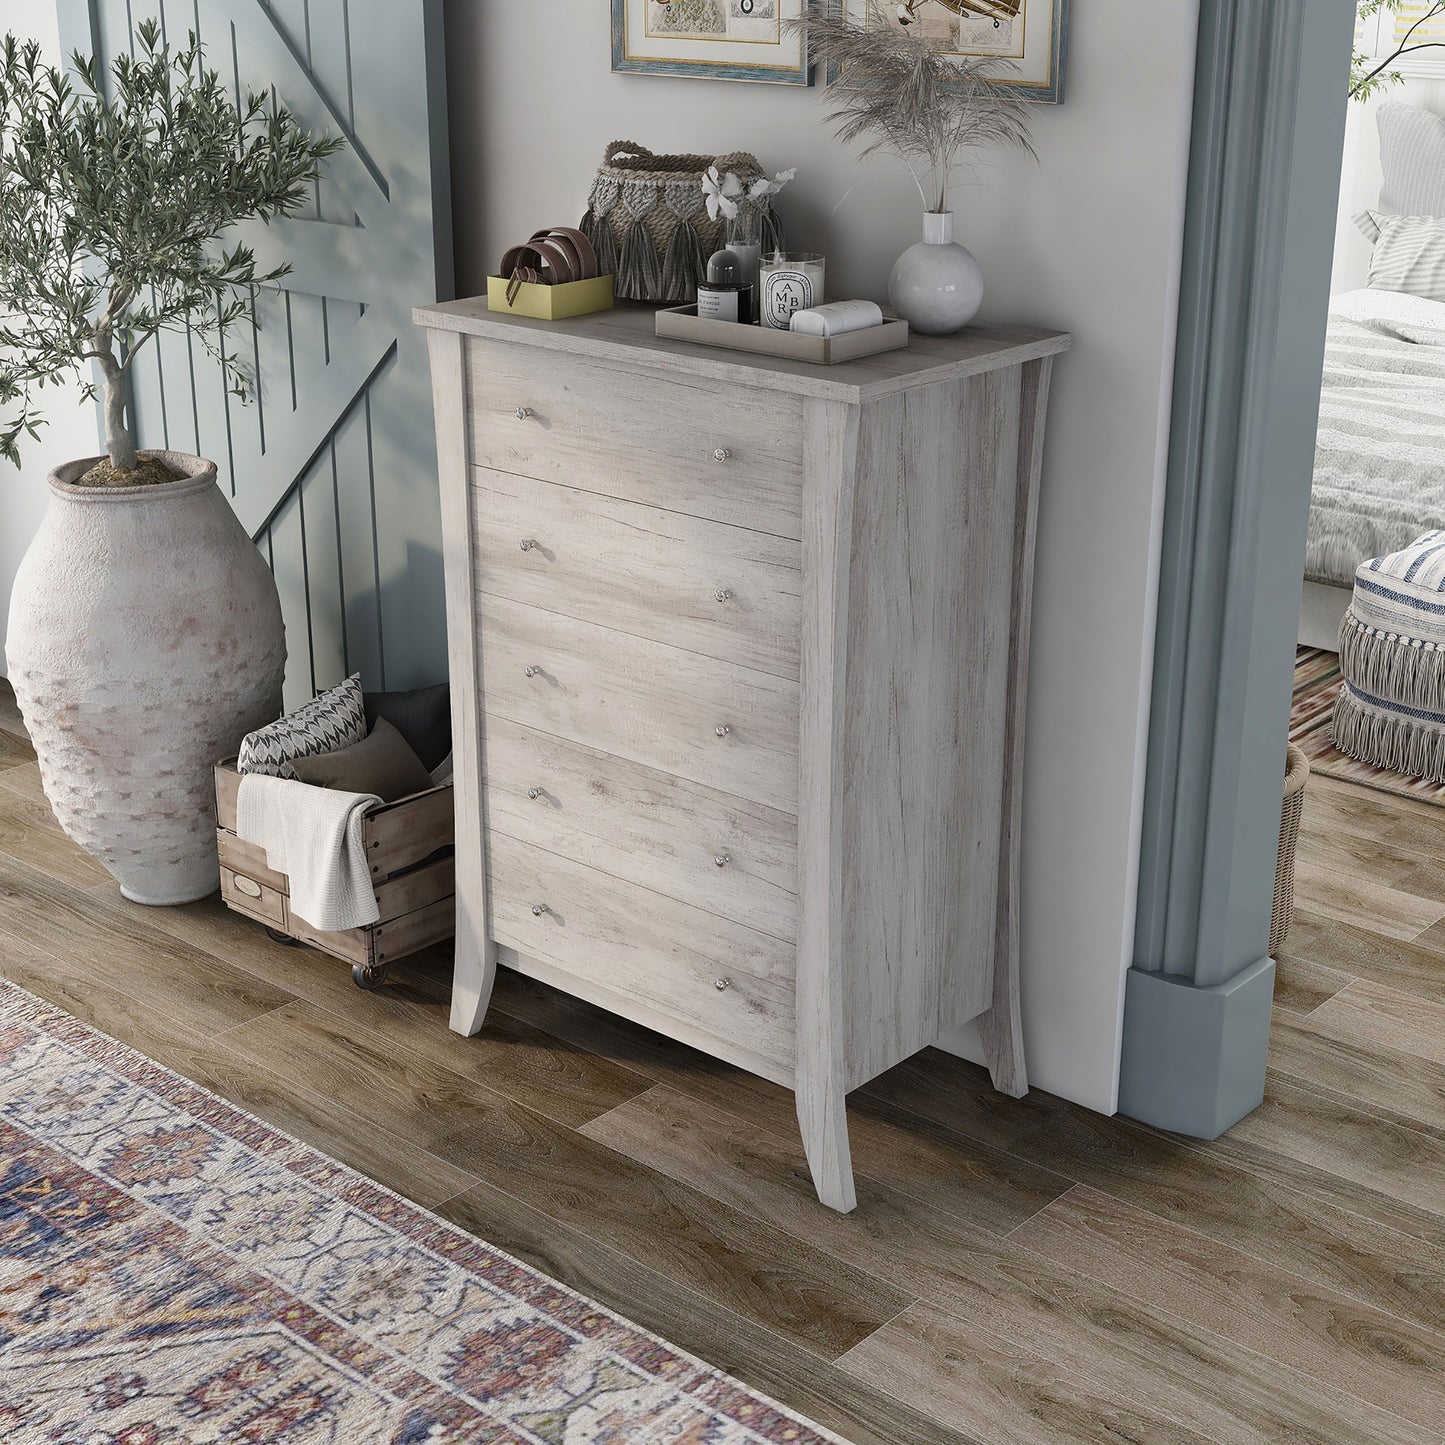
[888,211,984,337]
[6,452,285,905]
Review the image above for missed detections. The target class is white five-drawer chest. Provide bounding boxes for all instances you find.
[415,299,1069,1212]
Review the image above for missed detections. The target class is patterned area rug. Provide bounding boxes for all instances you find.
[0,981,842,1444]
[1292,646,1445,806]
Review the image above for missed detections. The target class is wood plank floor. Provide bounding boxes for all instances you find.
[2,678,1443,1443]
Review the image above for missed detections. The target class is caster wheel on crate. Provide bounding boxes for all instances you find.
[265,928,301,947]
[352,963,390,991]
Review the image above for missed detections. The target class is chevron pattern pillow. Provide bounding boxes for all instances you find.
[237,674,366,779]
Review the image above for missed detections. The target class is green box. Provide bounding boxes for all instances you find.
[486,272,614,321]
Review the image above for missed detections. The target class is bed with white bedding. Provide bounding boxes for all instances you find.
[1309,287,1445,585]
[1300,286,1445,648]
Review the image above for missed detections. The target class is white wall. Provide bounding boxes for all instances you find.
[0,7,93,676]
[1332,77,1445,294]
[445,1,1199,1113]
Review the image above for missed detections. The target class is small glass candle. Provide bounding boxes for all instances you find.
[726,209,764,296]
[759,252,825,330]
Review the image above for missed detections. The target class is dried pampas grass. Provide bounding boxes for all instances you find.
[789,1,1036,212]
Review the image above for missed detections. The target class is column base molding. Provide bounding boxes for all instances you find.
[1116,958,1275,1139]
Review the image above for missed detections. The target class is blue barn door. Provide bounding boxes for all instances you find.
[56,0,453,712]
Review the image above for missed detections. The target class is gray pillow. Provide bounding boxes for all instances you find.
[1355,210,1445,303]
[237,673,366,778]
[1378,102,1445,219]
[290,716,435,802]
[363,683,451,772]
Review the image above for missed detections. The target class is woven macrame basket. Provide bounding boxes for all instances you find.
[579,140,784,305]
[1270,744,1310,958]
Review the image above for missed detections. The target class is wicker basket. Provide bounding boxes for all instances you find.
[578,140,783,305]
[1271,744,1310,957]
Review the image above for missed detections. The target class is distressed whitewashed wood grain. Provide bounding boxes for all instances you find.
[465,340,805,539]
[476,594,800,813]
[417,298,1067,405]
[795,396,863,1215]
[481,716,798,942]
[429,328,494,1037]
[470,468,802,678]
[978,356,1054,1098]
[420,305,1067,1210]
[836,373,1020,1091]
[487,834,797,1081]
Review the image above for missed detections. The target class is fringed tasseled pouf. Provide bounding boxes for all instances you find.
[1333,531,1445,781]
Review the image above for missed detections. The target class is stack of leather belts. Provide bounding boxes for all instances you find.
[499,227,600,305]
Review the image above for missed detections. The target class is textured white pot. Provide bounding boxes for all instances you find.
[5,452,285,905]
[887,210,984,337]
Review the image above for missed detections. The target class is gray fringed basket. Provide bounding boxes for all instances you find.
[579,140,784,305]
[1271,744,1310,958]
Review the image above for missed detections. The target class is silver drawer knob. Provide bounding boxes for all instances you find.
[713,447,731,463]
[714,724,731,738]
[715,588,733,603]
[520,537,539,551]
[515,405,533,420]
[715,977,732,991]
[531,902,550,917]
[527,786,545,800]
[524,665,542,678]
[715,853,731,868]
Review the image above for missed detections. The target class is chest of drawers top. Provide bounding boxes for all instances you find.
[413,298,1069,406]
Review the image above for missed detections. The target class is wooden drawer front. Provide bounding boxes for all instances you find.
[472,468,802,680]
[483,716,797,942]
[478,594,799,813]
[221,865,286,927]
[466,339,804,540]
[487,832,796,1075]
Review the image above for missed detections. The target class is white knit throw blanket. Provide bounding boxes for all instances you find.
[236,773,382,932]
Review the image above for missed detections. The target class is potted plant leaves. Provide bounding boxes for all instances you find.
[0,22,340,904]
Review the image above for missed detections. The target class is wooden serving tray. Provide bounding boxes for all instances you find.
[655,304,909,365]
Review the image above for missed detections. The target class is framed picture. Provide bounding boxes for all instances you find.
[611,0,811,85]
[834,0,1068,104]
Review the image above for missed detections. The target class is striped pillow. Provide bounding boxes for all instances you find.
[1351,530,1445,645]
[1355,211,1445,304]
[1378,101,1445,219]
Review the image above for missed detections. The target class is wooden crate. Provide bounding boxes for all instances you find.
[214,759,455,987]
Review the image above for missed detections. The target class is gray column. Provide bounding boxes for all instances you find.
[1120,0,1355,1138]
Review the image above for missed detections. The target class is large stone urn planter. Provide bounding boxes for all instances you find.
[5,451,285,905]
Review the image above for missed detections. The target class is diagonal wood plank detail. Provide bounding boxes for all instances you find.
[255,0,390,200]
[56,0,451,709]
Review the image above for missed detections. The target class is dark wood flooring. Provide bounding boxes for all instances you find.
[2,678,1443,1443]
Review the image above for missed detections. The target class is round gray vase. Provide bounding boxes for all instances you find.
[5,452,285,905]
[888,210,985,337]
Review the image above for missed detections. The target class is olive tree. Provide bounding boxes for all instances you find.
[0,20,340,479]
[1352,0,1445,101]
